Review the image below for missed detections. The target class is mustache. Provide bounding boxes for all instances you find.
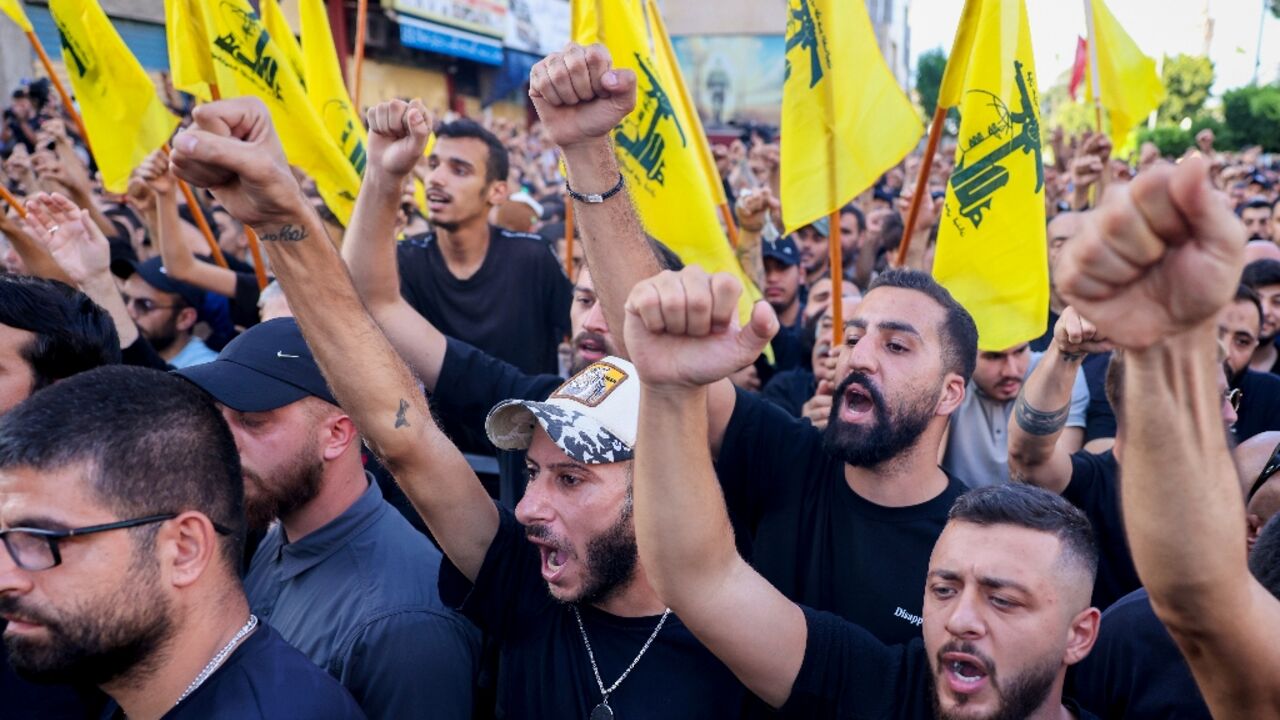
[0,595,56,627]
[572,331,609,350]
[833,371,888,415]
[525,523,572,557]
[936,640,997,679]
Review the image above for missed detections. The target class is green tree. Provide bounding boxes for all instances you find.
[1158,54,1215,123]
[1222,84,1280,151]
[915,48,946,118]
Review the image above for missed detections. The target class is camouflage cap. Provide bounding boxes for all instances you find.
[485,357,638,465]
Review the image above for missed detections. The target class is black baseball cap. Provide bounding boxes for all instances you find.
[762,236,800,267]
[175,317,338,412]
[111,256,206,309]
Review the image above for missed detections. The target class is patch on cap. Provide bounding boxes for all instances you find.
[551,360,629,408]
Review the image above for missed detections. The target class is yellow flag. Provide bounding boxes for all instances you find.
[933,0,1047,351]
[571,0,761,318]
[299,0,367,177]
[1085,0,1165,146]
[260,0,306,87]
[0,0,33,32]
[48,0,179,193]
[164,0,216,102]
[779,0,922,233]
[165,0,362,225]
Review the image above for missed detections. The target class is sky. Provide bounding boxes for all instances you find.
[908,0,1279,98]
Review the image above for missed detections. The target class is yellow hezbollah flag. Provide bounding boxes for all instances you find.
[164,0,216,102]
[165,0,361,224]
[933,0,1047,351]
[779,0,922,232]
[260,0,306,88]
[1085,0,1165,146]
[0,0,32,32]
[571,0,761,315]
[299,0,368,176]
[48,0,179,193]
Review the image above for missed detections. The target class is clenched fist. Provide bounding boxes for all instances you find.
[529,43,637,151]
[366,99,434,180]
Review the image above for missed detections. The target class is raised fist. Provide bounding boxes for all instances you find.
[1057,156,1245,349]
[735,188,779,232]
[529,43,637,150]
[1052,306,1112,357]
[136,150,175,196]
[365,99,433,180]
[624,267,778,390]
[169,97,306,229]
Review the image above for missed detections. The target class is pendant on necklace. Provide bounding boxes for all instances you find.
[590,701,614,720]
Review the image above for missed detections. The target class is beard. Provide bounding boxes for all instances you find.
[929,641,1060,720]
[1,549,173,686]
[145,311,182,354]
[823,371,938,468]
[570,331,614,375]
[526,497,638,607]
[241,438,325,530]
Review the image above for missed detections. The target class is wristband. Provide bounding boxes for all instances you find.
[566,174,625,204]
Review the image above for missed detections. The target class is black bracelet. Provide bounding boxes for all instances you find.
[566,173,625,204]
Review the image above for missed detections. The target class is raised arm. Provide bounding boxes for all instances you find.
[340,99,452,390]
[1057,156,1280,717]
[137,151,239,298]
[1007,307,1111,493]
[170,98,498,580]
[0,201,72,284]
[626,266,806,708]
[530,44,740,449]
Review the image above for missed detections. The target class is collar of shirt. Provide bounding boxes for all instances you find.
[275,473,383,581]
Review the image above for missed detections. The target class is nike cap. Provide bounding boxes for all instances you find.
[175,317,339,412]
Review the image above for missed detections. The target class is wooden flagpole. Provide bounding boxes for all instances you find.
[896,105,946,268]
[827,207,843,344]
[352,0,369,110]
[0,184,26,218]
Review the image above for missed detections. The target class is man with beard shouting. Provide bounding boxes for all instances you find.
[168,96,746,717]
[175,318,479,719]
[534,43,977,645]
[623,267,1102,719]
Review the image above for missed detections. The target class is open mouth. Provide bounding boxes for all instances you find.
[575,335,607,363]
[840,383,876,422]
[529,538,570,584]
[425,190,453,211]
[941,652,990,695]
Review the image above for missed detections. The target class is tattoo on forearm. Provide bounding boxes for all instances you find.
[395,399,410,428]
[1013,395,1070,436]
[257,224,308,242]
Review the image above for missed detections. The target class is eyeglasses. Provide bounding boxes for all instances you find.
[120,295,180,315]
[1225,387,1244,413]
[1,514,231,571]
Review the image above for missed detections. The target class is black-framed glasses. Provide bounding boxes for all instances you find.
[120,295,180,315]
[1,514,231,571]
[1225,388,1244,413]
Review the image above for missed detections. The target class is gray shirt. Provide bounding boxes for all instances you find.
[942,352,1089,488]
[245,476,480,720]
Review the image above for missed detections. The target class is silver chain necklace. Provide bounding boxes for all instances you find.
[570,605,671,720]
[173,615,258,708]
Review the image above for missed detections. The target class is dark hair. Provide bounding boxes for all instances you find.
[435,119,510,185]
[0,276,121,392]
[879,210,905,251]
[1104,350,1124,417]
[648,237,685,271]
[840,203,865,233]
[1238,196,1273,216]
[1243,259,1280,291]
[866,268,978,380]
[1249,514,1280,599]
[950,483,1099,584]
[1237,284,1264,329]
[0,366,246,571]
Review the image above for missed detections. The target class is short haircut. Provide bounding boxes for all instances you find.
[867,268,978,380]
[1248,514,1280,599]
[879,210,905,251]
[1238,196,1274,215]
[1237,284,1264,329]
[1243,259,1280,291]
[950,483,1099,584]
[435,119,510,185]
[840,203,865,233]
[1104,350,1124,418]
[0,276,121,392]
[0,366,245,571]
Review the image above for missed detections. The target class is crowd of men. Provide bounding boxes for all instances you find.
[2,41,1280,720]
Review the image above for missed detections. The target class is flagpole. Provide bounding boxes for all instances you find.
[0,184,26,218]
[25,30,91,155]
[1083,0,1103,133]
[352,0,368,110]
[210,83,269,289]
[827,207,843,342]
[719,203,740,248]
[896,104,946,268]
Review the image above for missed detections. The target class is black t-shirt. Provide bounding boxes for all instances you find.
[783,607,1099,719]
[1029,309,1061,353]
[761,367,818,418]
[1,629,105,720]
[438,506,747,718]
[100,623,364,719]
[716,388,968,645]
[771,314,809,373]
[1064,451,1139,610]
[1073,588,1211,720]
[397,227,572,377]
[1232,368,1280,441]
[1082,353,1115,443]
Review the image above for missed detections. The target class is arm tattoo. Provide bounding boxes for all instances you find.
[1012,394,1070,436]
[257,224,308,242]
[395,399,410,428]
